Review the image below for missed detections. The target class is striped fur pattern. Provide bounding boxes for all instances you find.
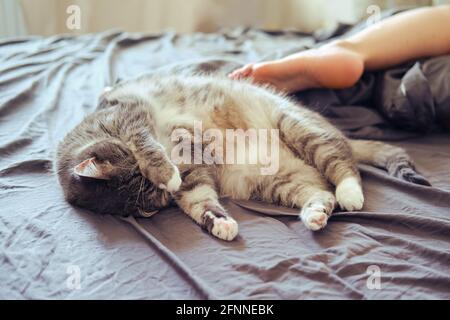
[56,73,429,241]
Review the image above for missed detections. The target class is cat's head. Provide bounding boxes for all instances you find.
[57,138,172,217]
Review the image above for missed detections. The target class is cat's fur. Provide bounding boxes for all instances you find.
[56,68,430,241]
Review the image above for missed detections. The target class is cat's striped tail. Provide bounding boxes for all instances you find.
[349,139,431,186]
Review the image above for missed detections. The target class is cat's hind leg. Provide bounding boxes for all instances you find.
[257,162,336,231]
[174,166,238,241]
[276,106,364,211]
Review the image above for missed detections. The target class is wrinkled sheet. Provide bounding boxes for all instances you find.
[1,25,449,299]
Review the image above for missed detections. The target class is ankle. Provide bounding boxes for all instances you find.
[324,41,365,87]
[340,51,364,87]
[327,39,359,52]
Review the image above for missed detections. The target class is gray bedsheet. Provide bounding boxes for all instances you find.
[1,26,449,299]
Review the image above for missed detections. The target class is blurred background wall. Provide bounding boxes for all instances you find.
[1,0,449,37]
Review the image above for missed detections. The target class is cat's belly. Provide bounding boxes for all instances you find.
[218,146,298,200]
[219,163,262,199]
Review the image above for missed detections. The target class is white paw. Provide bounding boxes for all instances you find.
[335,177,364,211]
[301,204,329,231]
[204,211,238,241]
[159,167,182,193]
[102,86,113,94]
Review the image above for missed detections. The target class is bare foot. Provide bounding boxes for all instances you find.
[229,44,364,93]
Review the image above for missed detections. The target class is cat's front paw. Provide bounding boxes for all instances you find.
[158,167,182,193]
[203,211,238,241]
[301,204,329,231]
[335,177,364,211]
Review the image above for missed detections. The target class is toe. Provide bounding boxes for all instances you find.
[301,207,329,231]
[210,217,238,241]
[313,213,327,224]
[229,64,254,80]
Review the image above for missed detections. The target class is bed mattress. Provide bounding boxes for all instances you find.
[0,23,449,299]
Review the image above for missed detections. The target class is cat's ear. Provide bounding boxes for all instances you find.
[73,157,113,180]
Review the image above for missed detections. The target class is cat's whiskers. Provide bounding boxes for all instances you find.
[136,175,145,208]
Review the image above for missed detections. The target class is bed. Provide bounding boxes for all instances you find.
[1,16,449,299]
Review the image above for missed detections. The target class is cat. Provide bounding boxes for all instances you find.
[56,61,430,241]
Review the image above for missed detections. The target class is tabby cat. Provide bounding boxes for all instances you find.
[56,61,429,241]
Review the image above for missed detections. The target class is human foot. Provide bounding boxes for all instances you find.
[229,44,364,93]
